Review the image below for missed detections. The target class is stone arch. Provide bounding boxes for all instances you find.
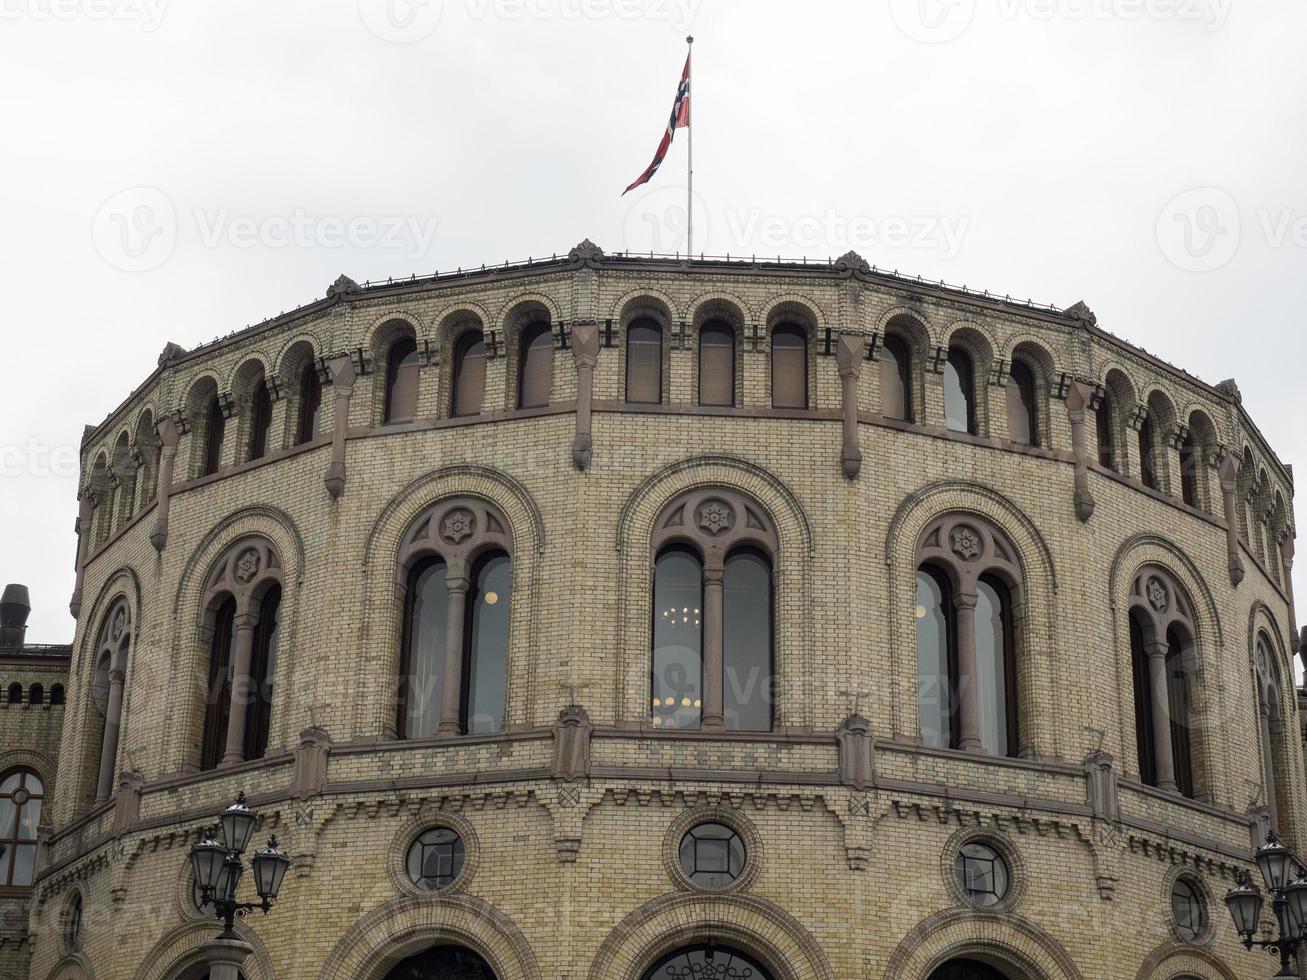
[884,908,1084,980]
[1007,338,1060,449]
[1098,365,1137,474]
[763,297,821,410]
[1131,943,1238,980]
[610,285,681,325]
[877,311,932,423]
[943,323,997,436]
[686,293,749,408]
[759,292,828,333]
[615,455,813,728]
[132,407,159,513]
[1141,388,1179,495]
[587,892,835,980]
[181,373,225,480]
[368,317,421,425]
[132,919,277,980]
[229,355,273,464]
[42,953,96,980]
[1183,409,1218,513]
[686,290,754,330]
[316,893,541,980]
[885,481,1058,757]
[498,297,558,412]
[1248,603,1303,841]
[272,332,321,380]
[274,337,322,447]
[430,306,489,417]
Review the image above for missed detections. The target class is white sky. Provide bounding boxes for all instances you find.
[0,0,1303,652]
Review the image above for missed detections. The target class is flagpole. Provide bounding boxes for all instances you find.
[686,35,694,261]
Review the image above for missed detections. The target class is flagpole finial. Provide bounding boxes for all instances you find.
[687,35,694,44]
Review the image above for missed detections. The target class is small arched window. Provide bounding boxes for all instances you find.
[943,348,976,435]
[296,362,322,445]
[652,546,704,732]
[200,598,236,772]
[248,379,273,461]
[880,335,913,422]
[398,558,449,740]
[202,395,226,476]
[1180,429,1200,507]
[698,322,736,407]
[517,323,554,409]
[771,324,807,409]
[1096,395,1116,470]
[1138,414,1158,489]
[244,586,281,761]
[49,684,64,706]
[385,337,420,424]
[722,547,774,731]
[0,769,42,888]
[28,684,43,706]
[626,318,663,404]
[462,552,512,734]
[1006,361,1038,446]
[6,683,20,704]
[451,331,487,417]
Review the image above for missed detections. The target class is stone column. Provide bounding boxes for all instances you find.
[94,665,126,803]
[203,938,253,980]
[323,355,356,499]
[150,418,181,552]
[437,559,471,736]
[701,561,725,732]
[1145,639,1177,792]
[835,333,863,479]
[1218,452,1245,586]
[1280,533,1297,642]
[220,611,259,766]
[953,592,983,753]
[1065,380,1097,523]
[1259,704,1279,833]
[570,322,600,470]
[69,495,93,617]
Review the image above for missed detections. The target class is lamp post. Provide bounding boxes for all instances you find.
[1225,831,1307,979]
[189,792,292,980]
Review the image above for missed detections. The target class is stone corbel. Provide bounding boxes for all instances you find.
[835,714,875,791]
[216,391,237,419]
[1126,404,1148,432]
[570,321,600,470]
[1065,380,1097,523]
[149,417,181,552]
[1218,452,1246,586]
[292,726,331,799]
[551,704,592,782]
[835,334,864,479]
[323,355,356,499]
[1052,372,1073,401]
[112,770,143,834]
[1083,750,1119,823]
[1167,422,1190,451]
[987,357,1011,387]
[927,345,948,374]
[69,494,93,617]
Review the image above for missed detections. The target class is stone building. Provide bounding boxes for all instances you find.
[23,243,1305,979]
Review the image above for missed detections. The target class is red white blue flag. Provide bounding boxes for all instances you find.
[623,52,691,195]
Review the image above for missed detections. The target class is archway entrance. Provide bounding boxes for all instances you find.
[642,943,774,979]
[383,945,497,980]
[928,960,1013,980]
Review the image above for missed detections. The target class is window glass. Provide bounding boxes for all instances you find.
[406,827,466,891]
[771,325,807,409]
[881,336,912,421]
[464,553,511,734]
[1097,397,1115,470]
[698,322,735,407]
[678,823,746,887]
[244,586,280,761]
[203,396,225,476]
[297,362,322,444]
[452,332,486,417]
[385,338,420,423]
[652,548,703,731]
[723,549,773,732]
[955,842,1009,907]
[944,349,975,434]
[401,559,448,740]
[518,323,555,409]
[0,770,43,888]
[249,379,272,460]
[975,578,1014,757]
[1007,362,1036,445]
[201,599,236,771]
[1171,878,1205,941]
[626,319,663,404]
[917,568,953,748]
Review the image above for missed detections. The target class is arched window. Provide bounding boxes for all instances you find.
[944,348,976,435]
[0,769,43,888]
[928,960,1013,980]
[296,362,322,445]
[1129,615,1156,787]
[28,684,43,706]
[881,335,913,422]
[244,586,280,761]
[90,602,130,803]
[626,318,663,404]
[383,946,496,980]
[451,331,486,417]
[1138,414,1158,489]
[1096,395,1116,470]
[642,945,774,980]
[698,321,735,407]
[463,552,511,734]
[1006,361,1037,446]
[771,324,807,409]
[723,547,773,732]
[202,395,225,476]
[384,337,420,424]
[517,322,554,409]
[1256,634,1287,833]
[1180,429,1200,507]
[398,557,449,740]
[652,546,704,732]
[1167,626,1195,797]
[50,684,65,706]
[200,597,236,772]
[248,379,273,461]
[915,516,1023,757]
[5,683,19,704]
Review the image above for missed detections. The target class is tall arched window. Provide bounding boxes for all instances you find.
[652,546,703,732]
[296,362,322,445]
[626,318,663,404]
[944,348,976,435]
[384,337,420,424]
[1096,395,1116,470]
[396,500,513,738]
[5,683,20,704]
[29,684,43,706]
[771,324,807,409]
[517,322,554,409]
[90,601,131,803]
[1255,634,1287,833]
[200,598,236,772]
[1180,429,1200,507]
[1129,614,1156,787]
[0,769,43,889]
[723,547,773,731]
[881,335,913,422]
[244,585,281,761]
[202,395,225,476]
[451,331,486,417]
[1138,414,1158,489]
[915,515,1023,757]
[248,379,273,461]
[698,322,735,407]
[1006,361,1038,446]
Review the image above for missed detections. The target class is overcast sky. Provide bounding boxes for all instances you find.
[1,0,1303,650]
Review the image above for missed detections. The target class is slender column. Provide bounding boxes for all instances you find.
[323,355,356,499]
[203,938,253,980]
[94,666,126,803]
[1145,639,1178,792]
[150,418,181,552]
[570,322,599,470]
[1217,452,1245,586]
[220,611,259,766]
[835,333,863,479]
[1260,705,1280,833]
[437,559,471,736]
[69,495,93,617]
[701,562,725,732]
[953,592,983,753]
[1065,380,1097,523]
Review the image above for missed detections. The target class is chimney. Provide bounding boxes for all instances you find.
[0,585,31,651]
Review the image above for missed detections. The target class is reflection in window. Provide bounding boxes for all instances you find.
[202,395,226,476]
[916,567,955,749]
[1171,877,1205,941]
[771,325,807,409]
[626,318,663,404]
[955,842,1009,907]
[698,322,735,407]
[385,338,420,423]
[200,598,236,772]
[0,769,43,888]
[651,547,703,731]
[975,577,1017,757]
[881,335,912,421]
[463,553,511,734]
[1006,361,1037,446]
[248,379,273,461]
[296,362,322,445]
[1097,396,1116,470]
[679,823,745,888]
[723,548,773,732]
[399,558,448,740]
[518,323,554,409]
[244,586,281,761]
[944,349,976,434]
[406,827,466,891]
[451,332,486,417]
[1167,626,1195,798]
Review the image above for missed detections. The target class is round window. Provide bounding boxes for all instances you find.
[678,823,746,888]
[955,842,1010,907]
[406,828,466,891]
[61,892,82,952]
[1171,877,1206,941]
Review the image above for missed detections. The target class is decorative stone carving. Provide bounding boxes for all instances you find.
[835,332,864,479]
[1064,379,1097,523]
[696,499,734,536]
[235,548,261,584]
[568,238,605,264]
[203,537,283,614]
[1083,750,1119,823]
[836,714,874,792]
[293,727,331,800]
[326,274,361,299]
[396,497,512,598]
[1063,300,1097,328]
[551,704,592,783]
[441,509,477,544]
[157,341,187,367]
[1146,577,1168,613]
[112,770,143,833]
[570,320,601,470]
[950,526,982,561]
[110,606,127,642]
[834,249,870,276]
[323,353,357,500]
[1217,378,1242,403]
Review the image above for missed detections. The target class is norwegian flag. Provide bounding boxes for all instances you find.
[622,52,691,195]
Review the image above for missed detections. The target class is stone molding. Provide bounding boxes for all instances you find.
[1131,943,1238,980]
[385,806,480,899]
[939,823,1029,915]
[132,919,276,980]
[882,907,1084,980]
[660,803,763,896]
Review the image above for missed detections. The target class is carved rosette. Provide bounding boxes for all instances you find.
[202,537,284,616]
[441,509,477,545]
[397,497,514,592]
[949,526,983,561]
[916,514,1021,597]
[1129,565,1195,648]
[650,487,778,563]
[1146,577,1169,613]
[696,500,735,536]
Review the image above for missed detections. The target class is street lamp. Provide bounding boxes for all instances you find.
[1225,831,1307,979]
[189,792,292,980]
